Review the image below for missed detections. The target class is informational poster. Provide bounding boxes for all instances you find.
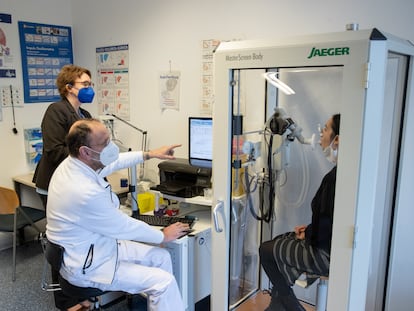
[18,21,73,103]
[159,71,180,110]
[96,44,130,119]
[0,13,16,78]
[201,39,220,114]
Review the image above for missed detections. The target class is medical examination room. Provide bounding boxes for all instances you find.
[1,1,414,311]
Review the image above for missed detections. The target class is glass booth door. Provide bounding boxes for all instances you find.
[225,66,343,309]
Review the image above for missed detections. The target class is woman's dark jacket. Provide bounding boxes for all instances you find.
[32,98,91,191]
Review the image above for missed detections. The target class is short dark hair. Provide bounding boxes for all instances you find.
[66,119,99,157]
[331,113,341,137]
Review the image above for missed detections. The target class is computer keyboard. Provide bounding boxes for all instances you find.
[137,214,196,229]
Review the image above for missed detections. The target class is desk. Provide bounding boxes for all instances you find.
[161,194,212,207]
[127,189,212,311]
[13,171,130,205]
[163,207,211,311]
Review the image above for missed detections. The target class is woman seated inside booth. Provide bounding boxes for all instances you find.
[259,113,340,311]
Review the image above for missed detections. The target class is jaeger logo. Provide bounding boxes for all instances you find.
[307,46,350,59]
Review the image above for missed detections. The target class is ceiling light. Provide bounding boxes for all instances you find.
[263,72,295,95]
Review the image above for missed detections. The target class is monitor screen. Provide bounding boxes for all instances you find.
[188,117,213,168]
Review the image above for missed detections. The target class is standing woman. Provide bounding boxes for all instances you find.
[33,64,94,207]
[32,64,95,311]
[259,114,340,311]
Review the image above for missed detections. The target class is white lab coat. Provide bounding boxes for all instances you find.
[46,152,184,311]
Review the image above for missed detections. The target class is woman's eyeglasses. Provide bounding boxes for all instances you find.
[74,81,94,87]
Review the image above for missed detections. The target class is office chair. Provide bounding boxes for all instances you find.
[41,236,106,310]
[0,186,46,281]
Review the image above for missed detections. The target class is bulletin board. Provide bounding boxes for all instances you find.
[18,21,73,103]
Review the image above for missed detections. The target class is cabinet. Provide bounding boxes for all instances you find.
[158,193,212,311]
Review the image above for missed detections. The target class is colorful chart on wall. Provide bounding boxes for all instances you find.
[18,21,73,103]
[96,44,130,119]
[200,39,220,114]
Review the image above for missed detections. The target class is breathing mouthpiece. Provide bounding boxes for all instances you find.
[268,107,316,149]
[293,131,316,148]
[302,134,317,149]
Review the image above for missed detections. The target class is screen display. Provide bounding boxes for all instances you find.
[188,117,213,168]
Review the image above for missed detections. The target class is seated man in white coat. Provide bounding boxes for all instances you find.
[46,118,188,311]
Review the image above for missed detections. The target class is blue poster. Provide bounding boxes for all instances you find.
[18,21,73,103]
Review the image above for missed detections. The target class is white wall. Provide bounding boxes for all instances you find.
[2,0,413,187]
[1,0,72,188]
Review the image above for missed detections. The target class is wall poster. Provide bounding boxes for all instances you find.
[96,44,130,119]
[0,13,16,79]
[18,21,73,103]
[159,70,180,111]
[201,39,220,114]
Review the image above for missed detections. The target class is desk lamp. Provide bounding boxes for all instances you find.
[106,114,148,218]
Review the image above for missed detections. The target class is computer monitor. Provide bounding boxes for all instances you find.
[188,117,213,168]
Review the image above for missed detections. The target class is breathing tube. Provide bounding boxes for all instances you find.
[244,126,275,223]
[243,108,314,222]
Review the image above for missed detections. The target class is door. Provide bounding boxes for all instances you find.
[382,53,412,311]
[213,65,346,310]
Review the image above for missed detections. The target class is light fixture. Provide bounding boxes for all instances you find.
[105,113,148,218]
[263,72,295,95]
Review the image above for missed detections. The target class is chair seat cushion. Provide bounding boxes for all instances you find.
[0,214,14,231]
[59,275,105,300]
[19,206,46,223]
[0,206,46,231]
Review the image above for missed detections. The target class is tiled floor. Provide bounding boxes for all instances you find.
[234,290,315,311]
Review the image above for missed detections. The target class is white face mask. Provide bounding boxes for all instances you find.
[87,141,119,166]
[323,138,338,164]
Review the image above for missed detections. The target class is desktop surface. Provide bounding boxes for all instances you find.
[13,171,129,196]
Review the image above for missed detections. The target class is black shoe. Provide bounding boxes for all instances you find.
[279,289,305,311]
[264,288,287,311]
[265,298,287,311]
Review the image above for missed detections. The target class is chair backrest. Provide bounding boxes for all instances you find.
[0,186,19,215]
[43,237,106,299]
[41,235,104,302]
[45,239,64,271]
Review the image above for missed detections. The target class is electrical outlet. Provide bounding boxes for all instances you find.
[0,87,11,106]
[1,86,23,107]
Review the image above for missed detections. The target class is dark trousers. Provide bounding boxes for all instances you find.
[259,239,291,296]
[260,232,330,295]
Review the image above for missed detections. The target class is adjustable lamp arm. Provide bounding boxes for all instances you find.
[107,114,148,218]
[108,114,148,152]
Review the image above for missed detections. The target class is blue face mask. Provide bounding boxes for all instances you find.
[77,87,95,103]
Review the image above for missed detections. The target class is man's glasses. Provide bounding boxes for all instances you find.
[74,81,94,87]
